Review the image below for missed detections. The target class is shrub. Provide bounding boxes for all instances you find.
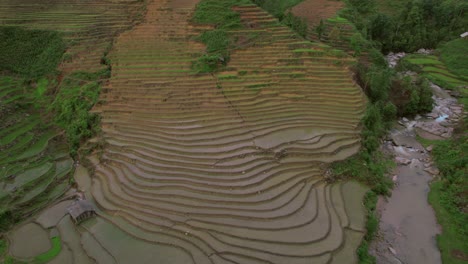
[399,76,434,116]
[282,13,308,38]
[192,54,222,73]
[192,0,251,72]
[50,72,102,156]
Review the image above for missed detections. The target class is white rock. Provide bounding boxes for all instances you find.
[424,167,440,175]
[395,157,411,165]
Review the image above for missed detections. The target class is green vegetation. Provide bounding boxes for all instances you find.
[343,0,467,53]
[33,236,61,263]
[337,1,467,261]
[0,238,6,258]
[440,39,468,80]
[356,191,378,263]
[0,27,65,78]
[398,52,467,96]
[253,0,308,37]
[252,0,304,18]
[191,0,250,73]
[51,71,103,155]
[1,236,61,264]
[428,135,468,263]
[396,76,434,116]
[192,0,309,73]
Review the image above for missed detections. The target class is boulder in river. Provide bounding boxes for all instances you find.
[395,157,411,165]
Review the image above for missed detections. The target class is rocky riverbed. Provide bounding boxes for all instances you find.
[370,67,465,263]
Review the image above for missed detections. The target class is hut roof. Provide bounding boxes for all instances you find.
[66,199,95,219]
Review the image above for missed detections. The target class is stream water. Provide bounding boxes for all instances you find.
[370,127,442,264]
[370,52,465,263]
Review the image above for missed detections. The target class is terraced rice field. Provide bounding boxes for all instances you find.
[0,76,73,221]
[0,0,144,73]
[403,54,468,92]
[291,0,344,27]
[65,0,370,262]
[292,0,357,53]
[1,0,371,262]
[0,0,144,233]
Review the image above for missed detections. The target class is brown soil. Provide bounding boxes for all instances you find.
[291,0,344,27]
[452,249,468,261]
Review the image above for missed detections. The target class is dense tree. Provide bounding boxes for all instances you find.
[346,0,468,52]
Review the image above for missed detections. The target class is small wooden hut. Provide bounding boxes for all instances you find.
[67,199,96,224]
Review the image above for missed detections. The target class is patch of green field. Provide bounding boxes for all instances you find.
[402,54,467,91]
[422,72,466,90]
[0,238,7,258]
[14,159,72,205]
[440,38,468,80]
[1,236,61,264]
[0,27,65,78]
[405,55,443,66]
[9,162,53,190]
[426,134,468,264]
[12,132,57,162]
[327,16,349,23]
[422,66,458,76]
[33,236,61,264]
[429,181,468,264]
[0,119,40,146]
[0,134,34,159]
[191,0,252,73]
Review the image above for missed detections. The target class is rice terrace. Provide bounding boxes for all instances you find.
[0,0,466,263]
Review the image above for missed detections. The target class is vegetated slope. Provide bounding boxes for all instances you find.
[291,0,359,54]
[401,54,468,94]
[0,0,144,74]
[83,0,369,263]
[0,0,144,229]
[0,76,73,230]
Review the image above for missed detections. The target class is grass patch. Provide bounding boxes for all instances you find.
[0,236,61,264]
[429,181,468,264]
[0,238,6,258]
[252,0,304,18]
[0,119,40,146]
[0,27,65,79]
[423,132,468,264]
[33,236,61,264]
[440,39,468,80]
[356,191,378,263]
[14,132,57,162]
[191,0,250,73]
[332,151,394,196]
[253,0,308,37]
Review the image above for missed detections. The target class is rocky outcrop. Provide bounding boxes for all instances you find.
[386,52,406,68]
